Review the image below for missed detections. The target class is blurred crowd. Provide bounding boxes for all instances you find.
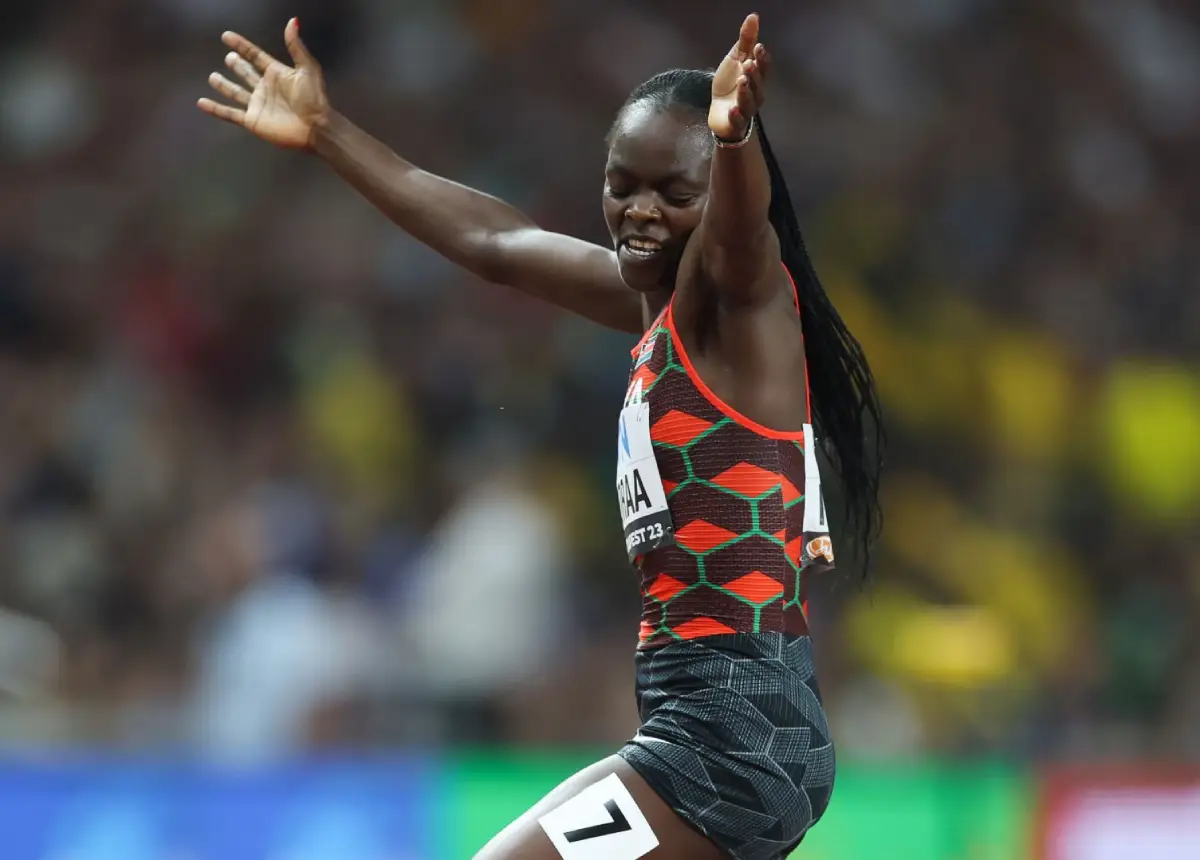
[1,0,1198,763]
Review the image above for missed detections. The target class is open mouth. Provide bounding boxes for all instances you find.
[620,237,665,260]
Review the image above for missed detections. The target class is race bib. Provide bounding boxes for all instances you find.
[616,401,674,560]
[801,424,835,568]
[538,773,658,860]
[802,423,831,536]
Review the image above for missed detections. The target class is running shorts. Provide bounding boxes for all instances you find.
[618,633,835,860]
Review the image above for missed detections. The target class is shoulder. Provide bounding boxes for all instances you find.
[672,243,793,337]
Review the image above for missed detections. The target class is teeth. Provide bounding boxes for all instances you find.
[625,239,661,256]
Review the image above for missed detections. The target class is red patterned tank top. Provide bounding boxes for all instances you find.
[615,269,835,649]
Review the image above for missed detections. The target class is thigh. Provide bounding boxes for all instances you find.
[473,754,728,860]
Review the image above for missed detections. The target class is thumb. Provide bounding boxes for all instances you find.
[284,18,317,69]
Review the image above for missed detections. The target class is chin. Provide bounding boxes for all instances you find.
[616,250,677,293]
[618,264,665,292]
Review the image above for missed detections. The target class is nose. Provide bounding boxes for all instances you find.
[625,196,661,224]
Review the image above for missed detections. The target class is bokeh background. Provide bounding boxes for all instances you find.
[2,0,1199,857]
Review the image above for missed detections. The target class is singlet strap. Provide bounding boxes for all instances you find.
[661,262,813,440]
[631,305,670,358]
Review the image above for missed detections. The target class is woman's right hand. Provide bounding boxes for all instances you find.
[197,18,328,150]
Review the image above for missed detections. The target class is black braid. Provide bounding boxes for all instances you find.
[613,70,886,573]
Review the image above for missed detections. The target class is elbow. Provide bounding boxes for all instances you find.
[467,231,512,285]
[471,226,542,285]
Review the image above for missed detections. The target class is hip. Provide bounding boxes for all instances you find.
[632,632,830,752]
[622,633,836,858]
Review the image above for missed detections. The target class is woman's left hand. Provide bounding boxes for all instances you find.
[709,13,771,141]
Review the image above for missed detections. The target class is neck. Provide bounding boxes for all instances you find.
[641,289,674,330]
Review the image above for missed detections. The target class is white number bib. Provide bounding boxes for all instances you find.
[616,401,674,560]
[800,423,837,568]
[802,424,830,534]
[539,773,658,860]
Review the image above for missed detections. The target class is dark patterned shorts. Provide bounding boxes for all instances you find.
[618,633,835,860]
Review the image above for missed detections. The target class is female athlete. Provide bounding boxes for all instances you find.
[199,13,883,860]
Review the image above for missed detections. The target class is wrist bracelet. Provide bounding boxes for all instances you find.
[713,116,756,149]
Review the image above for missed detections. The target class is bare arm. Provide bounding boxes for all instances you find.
[198,19,641,334]
[693,14,781,307]
[312,113,641,333]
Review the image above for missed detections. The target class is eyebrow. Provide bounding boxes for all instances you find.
[605,164,700,184]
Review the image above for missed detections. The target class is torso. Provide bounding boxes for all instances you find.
[616,267,835,649]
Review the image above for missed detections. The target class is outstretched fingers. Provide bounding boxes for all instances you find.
[208,72,250,106]
[221,31,279,73]
[225,51,262,88]
[196,97,246,127]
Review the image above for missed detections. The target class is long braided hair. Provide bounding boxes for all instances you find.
[615,69,885,571]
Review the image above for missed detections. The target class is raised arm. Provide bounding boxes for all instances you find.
[694,14,781,307]
[310,114,640,332]
[198,19,641,334]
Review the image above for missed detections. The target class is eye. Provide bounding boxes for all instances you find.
[661,185,700,207]
[606,184,632,199]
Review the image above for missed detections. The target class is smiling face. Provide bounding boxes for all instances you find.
[603,102,712,292]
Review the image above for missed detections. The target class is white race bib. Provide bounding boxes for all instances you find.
[616,401,674,560]
[802,423,830,535]
[538,773,659,860]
